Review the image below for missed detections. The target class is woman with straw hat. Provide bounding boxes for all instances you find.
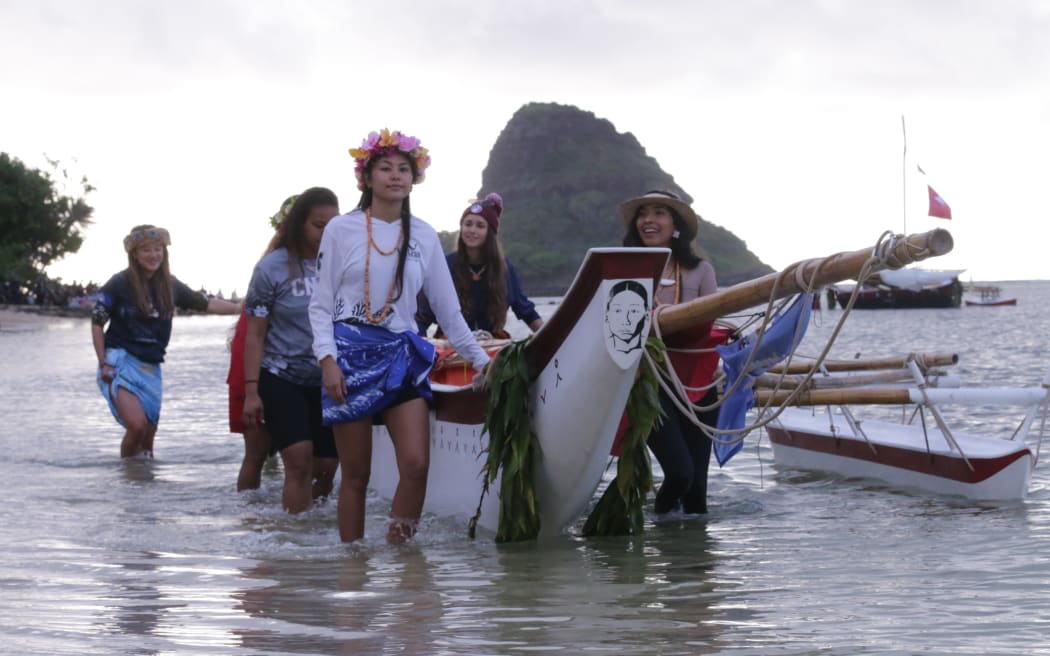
[619,189,721,515]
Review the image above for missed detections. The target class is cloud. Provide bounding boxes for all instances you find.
[1,0,316,93]
[5,0,1049,285]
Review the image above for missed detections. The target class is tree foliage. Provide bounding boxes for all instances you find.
[0,153,95,283]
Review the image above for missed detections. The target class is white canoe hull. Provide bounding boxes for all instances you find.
[370,248,669,535]
[767,407,1034,500]
[372,415,499,528]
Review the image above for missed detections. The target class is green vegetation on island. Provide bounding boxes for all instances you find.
[438,102,773,294]
[3,103,774,304]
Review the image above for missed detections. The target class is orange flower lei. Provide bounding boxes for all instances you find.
[363,208,403,324]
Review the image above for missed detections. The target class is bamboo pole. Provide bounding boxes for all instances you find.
[754,387,913,406]
[754,369,933,390]
[657,228,954,336]
[768,353,958,374]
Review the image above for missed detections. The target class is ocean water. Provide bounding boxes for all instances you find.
[1,280,1049,656]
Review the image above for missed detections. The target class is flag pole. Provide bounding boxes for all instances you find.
[901,114,907,235]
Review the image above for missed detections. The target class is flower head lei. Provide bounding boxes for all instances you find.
[349,128,431,191]
[269,194,298,230]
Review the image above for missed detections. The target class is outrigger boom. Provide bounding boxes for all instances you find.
[657,228,954,335]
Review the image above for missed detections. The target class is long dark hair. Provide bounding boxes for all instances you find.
[356,154,418,302]
[452,222,508,332]
[621,205,702,269]
[125,224,174,319]
[267,187,339,278]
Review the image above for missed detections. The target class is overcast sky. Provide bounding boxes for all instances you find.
[3,0,1048,293]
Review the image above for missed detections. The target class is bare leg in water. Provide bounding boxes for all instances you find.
[237,424,271,491]
[333,419,373,542]
[382,398,430,545]
[330,397,429,544]
[312,456,339,501]
[113,386,157,459]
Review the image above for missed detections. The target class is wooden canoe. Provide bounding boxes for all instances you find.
[369,229,956,535]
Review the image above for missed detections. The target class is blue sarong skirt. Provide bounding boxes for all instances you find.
[97,347,163,427]
[321,321,436,426]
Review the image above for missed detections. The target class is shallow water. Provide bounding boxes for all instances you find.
[2,280,1049,655]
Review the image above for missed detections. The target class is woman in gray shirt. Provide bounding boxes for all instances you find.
[243,187,340,513]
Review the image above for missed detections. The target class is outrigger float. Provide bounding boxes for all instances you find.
[369,229,957,535]
[758,355,1050,500]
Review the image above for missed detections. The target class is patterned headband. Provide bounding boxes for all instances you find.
[123,226,171,253]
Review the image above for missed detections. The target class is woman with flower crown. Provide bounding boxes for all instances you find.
[308,129,491,544]
[415,192,543,340]
[618,190,721,515]
[91,225,241,460]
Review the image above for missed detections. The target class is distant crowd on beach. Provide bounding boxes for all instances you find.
[1,276,99,309]
[1,276,231,311]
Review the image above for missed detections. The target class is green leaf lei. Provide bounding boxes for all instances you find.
[468,339,542,542]
[468,336,667,541]
[582,336,666,537]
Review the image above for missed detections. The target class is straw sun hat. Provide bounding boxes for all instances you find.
[618,190,699,242]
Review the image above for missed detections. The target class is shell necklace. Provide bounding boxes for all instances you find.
[363,208,403,324]
[656,261,680,306]
[468,264,487,282]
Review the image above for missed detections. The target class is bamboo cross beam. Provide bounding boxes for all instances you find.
[754,387,914,406]
[768,353,958,375]
[656,228,954,336]
[754,369,949,390]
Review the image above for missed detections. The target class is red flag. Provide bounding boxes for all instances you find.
[927,185,952,219]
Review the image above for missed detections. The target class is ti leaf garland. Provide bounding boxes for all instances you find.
[468,336,667,541]
[582,336,666,537]
[468,340,542,542]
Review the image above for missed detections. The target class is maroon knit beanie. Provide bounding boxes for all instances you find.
[462,192,504,233]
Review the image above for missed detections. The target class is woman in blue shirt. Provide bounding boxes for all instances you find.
[417,193,543,339]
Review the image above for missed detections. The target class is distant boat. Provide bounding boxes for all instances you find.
[964,285,1017,307]
[833,268,966,310]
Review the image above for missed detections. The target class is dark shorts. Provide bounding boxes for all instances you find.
[258,369,336,459]
[372,385,426,426]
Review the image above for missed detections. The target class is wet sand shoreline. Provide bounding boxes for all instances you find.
[0,305,88,327]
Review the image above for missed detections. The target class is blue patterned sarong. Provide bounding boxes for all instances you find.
[322,322,436,425]
[97,347,163,426]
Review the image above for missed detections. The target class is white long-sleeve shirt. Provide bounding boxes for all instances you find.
[309,209,490,371]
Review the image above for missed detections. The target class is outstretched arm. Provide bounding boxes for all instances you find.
[242,314,267,426]
[207,297,242,315]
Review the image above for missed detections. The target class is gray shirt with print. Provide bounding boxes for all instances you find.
[245,248,322,386]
